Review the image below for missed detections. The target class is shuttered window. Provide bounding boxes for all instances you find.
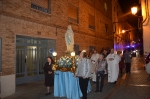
[68,4,78,23]
[104,2,107,12]
[31,0,50,14]
[89,14,95,30]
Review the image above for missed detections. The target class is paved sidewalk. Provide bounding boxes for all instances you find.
[3,57,150,99]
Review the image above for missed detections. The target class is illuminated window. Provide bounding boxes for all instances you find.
[68,4,78,23]
[89,14,95,30]
[31,0,50,13]
[104,2,107,12]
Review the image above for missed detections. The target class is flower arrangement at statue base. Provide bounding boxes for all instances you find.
[52,55,79,73]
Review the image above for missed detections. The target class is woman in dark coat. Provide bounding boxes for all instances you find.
[117,51,125,75]
[119,55,125,75]
[44,57,54,95]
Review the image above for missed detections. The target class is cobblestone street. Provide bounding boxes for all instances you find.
[4,57,150,99]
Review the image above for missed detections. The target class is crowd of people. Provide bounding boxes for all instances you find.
[43,48,132,99]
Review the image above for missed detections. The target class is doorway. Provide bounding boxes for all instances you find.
[16,35,56,84]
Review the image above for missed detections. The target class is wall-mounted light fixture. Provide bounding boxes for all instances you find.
[121,29,132,33]
[131,6,138,15]
[112,21,127,33]
[131,0,149,29]
[122,30,126,33]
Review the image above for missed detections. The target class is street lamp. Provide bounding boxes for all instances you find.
[131,6,144,29]
[122,30,126,33]
[121,29,132,33]
[131,6,138,15]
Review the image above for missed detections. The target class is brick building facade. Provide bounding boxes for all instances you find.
[0,0,113,98]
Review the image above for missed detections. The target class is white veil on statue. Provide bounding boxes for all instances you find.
[65,25,74,52]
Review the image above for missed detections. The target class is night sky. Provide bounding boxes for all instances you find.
[118,0,139,13]
[118,0,143,45]
[118,0,140,28]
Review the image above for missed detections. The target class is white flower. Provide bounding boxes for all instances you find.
[57,56,79,67]
[82,50,86,52]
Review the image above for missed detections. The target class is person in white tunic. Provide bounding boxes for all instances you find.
[106,48,120,84]
[90,50,99,82]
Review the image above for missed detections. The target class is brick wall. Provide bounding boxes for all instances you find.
[0,0,113,76]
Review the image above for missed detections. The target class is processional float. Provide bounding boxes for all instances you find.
[52,25,79,74]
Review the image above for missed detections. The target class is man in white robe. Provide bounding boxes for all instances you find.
[90,50,99,82]
[106,48,120,84]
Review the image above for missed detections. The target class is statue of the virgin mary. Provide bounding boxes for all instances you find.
[65,25,74,52]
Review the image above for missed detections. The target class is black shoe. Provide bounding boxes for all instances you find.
[82,97,87,99]
[114,81,116,84]
[45,93,48,96]
[45,92,51,96]
[95,90,99,93]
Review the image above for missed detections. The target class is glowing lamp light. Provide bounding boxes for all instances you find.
[126,46,130,48]
[131,6,138,15]
[52,52,57,56]
[122,30,125,33]
[71,52,75,56]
